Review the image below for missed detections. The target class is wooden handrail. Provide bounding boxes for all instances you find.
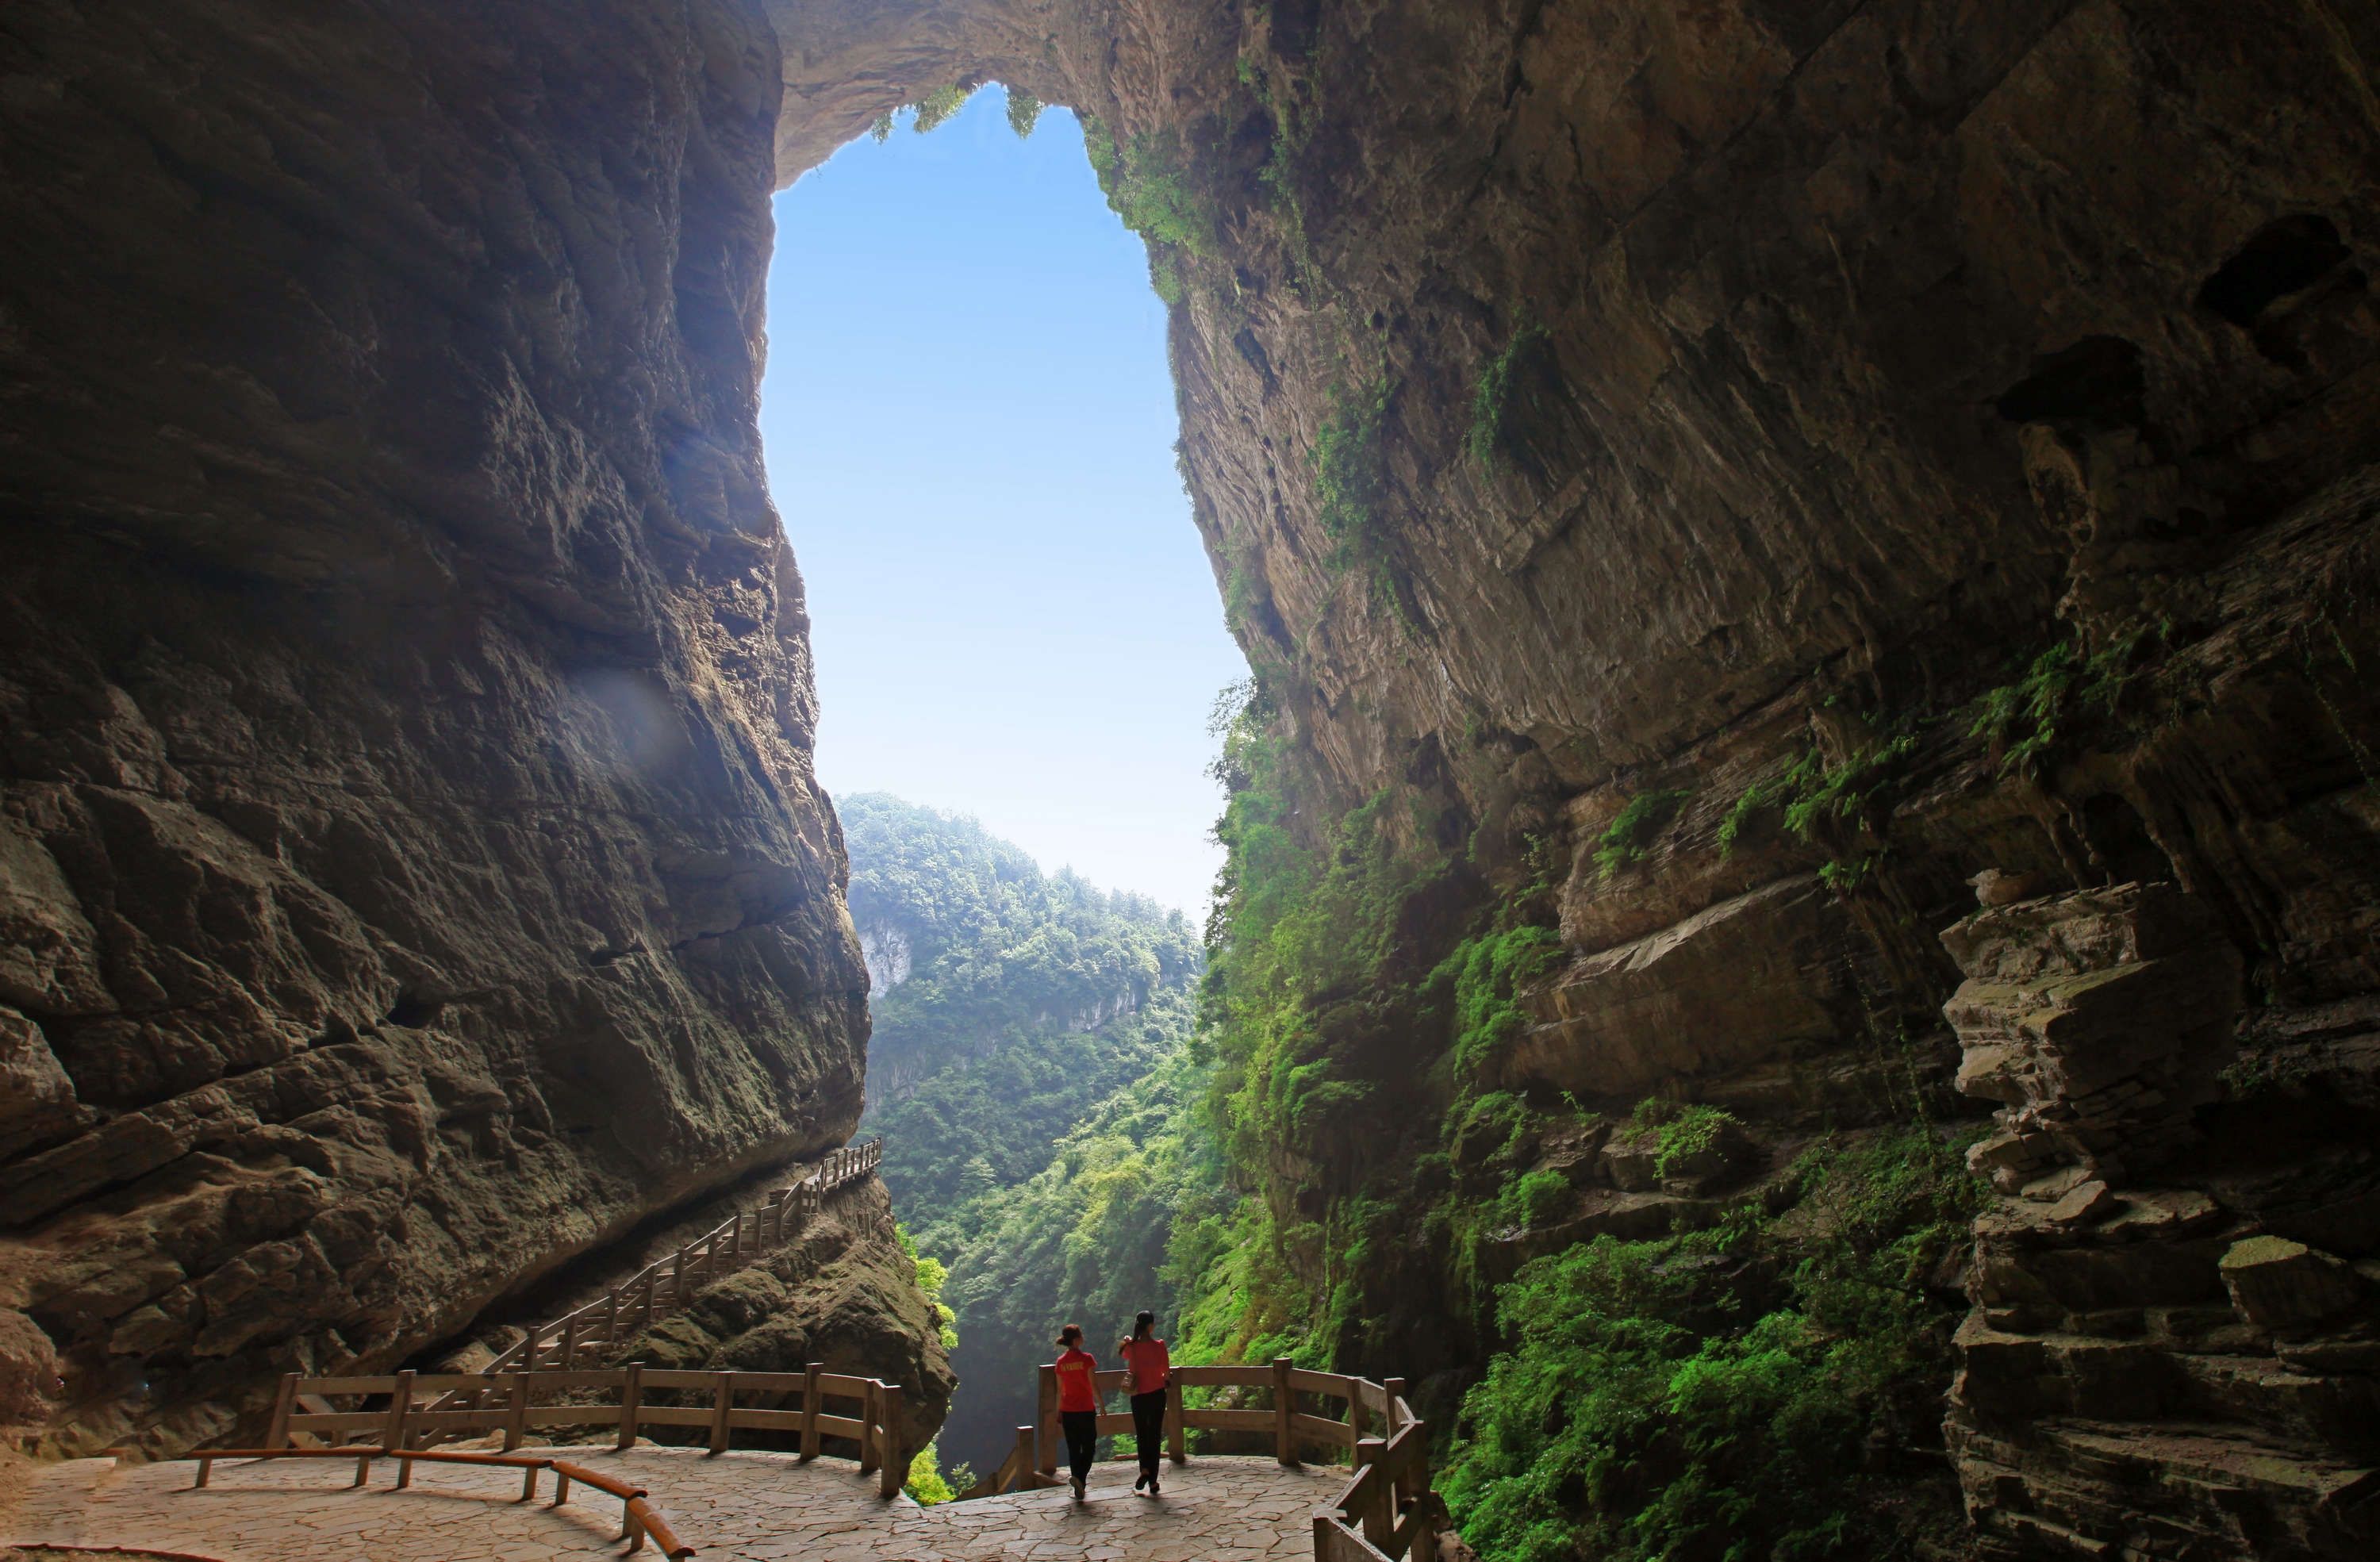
[264,1361,910,1504]
[1012,1352,1440,1560]
[180,1447,697,1558]
[479,1138,883,1379]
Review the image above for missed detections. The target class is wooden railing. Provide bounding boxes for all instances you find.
[958,1422,1061,1499]
[483,1138,883,1375]
[1012,1356,1441,1560]
[179,1445,696,1557]
[267,1362,911,1499]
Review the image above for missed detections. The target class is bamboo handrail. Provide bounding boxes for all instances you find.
[180,1446,696,1558]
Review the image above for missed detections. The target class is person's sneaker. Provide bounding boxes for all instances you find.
[1148,1479,1161,1497]
[1134,1472,1147,1491]
[1072,1477,1085,1502]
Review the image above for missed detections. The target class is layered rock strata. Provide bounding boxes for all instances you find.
[1943,886,2380,1559]
[757,0,2380,1551]
[0,0,873,1457]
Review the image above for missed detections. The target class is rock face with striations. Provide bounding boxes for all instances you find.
[757,0,2380,1551]
[0,0,874,1457]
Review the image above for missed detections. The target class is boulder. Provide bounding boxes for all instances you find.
[2220,1238,2367,1331]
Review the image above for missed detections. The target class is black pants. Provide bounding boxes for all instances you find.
[1061,1409,1099,1483]
[1130,1390,1166,1477]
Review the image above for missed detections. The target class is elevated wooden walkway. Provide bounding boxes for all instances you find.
[486,1138,883,1374]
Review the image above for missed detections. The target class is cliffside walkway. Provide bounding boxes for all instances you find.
[6,1445,1352,1560]
[486,1139,885,1376]
[5,1356,1445,1561]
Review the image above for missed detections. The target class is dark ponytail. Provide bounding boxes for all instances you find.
[1116,1309,1157,1354]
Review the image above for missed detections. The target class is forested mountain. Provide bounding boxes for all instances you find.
[843,795,1217,1477]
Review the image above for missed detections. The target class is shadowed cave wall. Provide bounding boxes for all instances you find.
[0,0,882,1456]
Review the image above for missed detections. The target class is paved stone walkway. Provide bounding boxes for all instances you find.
[4,1446,1346,1560]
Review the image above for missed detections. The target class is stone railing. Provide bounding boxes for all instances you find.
[486,1138,883,1374]
[965,1356,1442,1560]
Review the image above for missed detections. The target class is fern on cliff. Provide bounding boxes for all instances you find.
[1443,1129,1982,1562]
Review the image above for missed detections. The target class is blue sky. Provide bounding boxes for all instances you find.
[759,88,1248,915]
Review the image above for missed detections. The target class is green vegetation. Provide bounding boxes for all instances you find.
[1081,117,1217,256]
[1314,375,1392,555]
[910,84,971,133]
[1466,318,1550,470]
[1442,1128,1982,1562]
[864,670,1998,1549]
[1236,50,1322,291]
[847,793,1201,1214]
[1156,683,1986,1556]
[869,85,977,143]
[1080,115,1220,307]
[1591,789,1690,879]
[926,1043,1224,1466]
[844,794,1214,1476]
[1966,625,2153,777]
[1308,370,1425,630]
[1632,1100,1738,1179]
[1003,90,1043,139]
[1714,735,1917,887]
[896,1223,959,1350]
[903,1441,971,1505]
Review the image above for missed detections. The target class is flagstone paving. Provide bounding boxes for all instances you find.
[5,1446,1348,1560]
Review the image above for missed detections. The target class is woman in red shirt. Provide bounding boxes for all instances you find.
[1115,1311,1171,1497]
[1053,1323,1102,1500]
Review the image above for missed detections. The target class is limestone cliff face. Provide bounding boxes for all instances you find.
[762,0,2380,1552]
[0,0,870,1457]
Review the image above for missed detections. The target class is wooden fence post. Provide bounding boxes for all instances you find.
[800,1362,823,1461]
[708,1372,735,1456]
[560,1318,581,1371]
[1036,1363,1058,1477]
[266,1372,298,1449]
[383,1370,416,1485]
[1165,1378,1186,1465]
[877,1383,904,1499]
[503,1371,530,1452]
[858,1380,880,1474]
[672,1244,693,1309]
[1408,1441,1440,1562]
[1362,1459,1396,1552]
[1384,1378,1408,1436]
[617,1362,645,1450]
[1273,1357,1296,1467]
[604,1290,620,1346]
[640,1268,658,1332]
